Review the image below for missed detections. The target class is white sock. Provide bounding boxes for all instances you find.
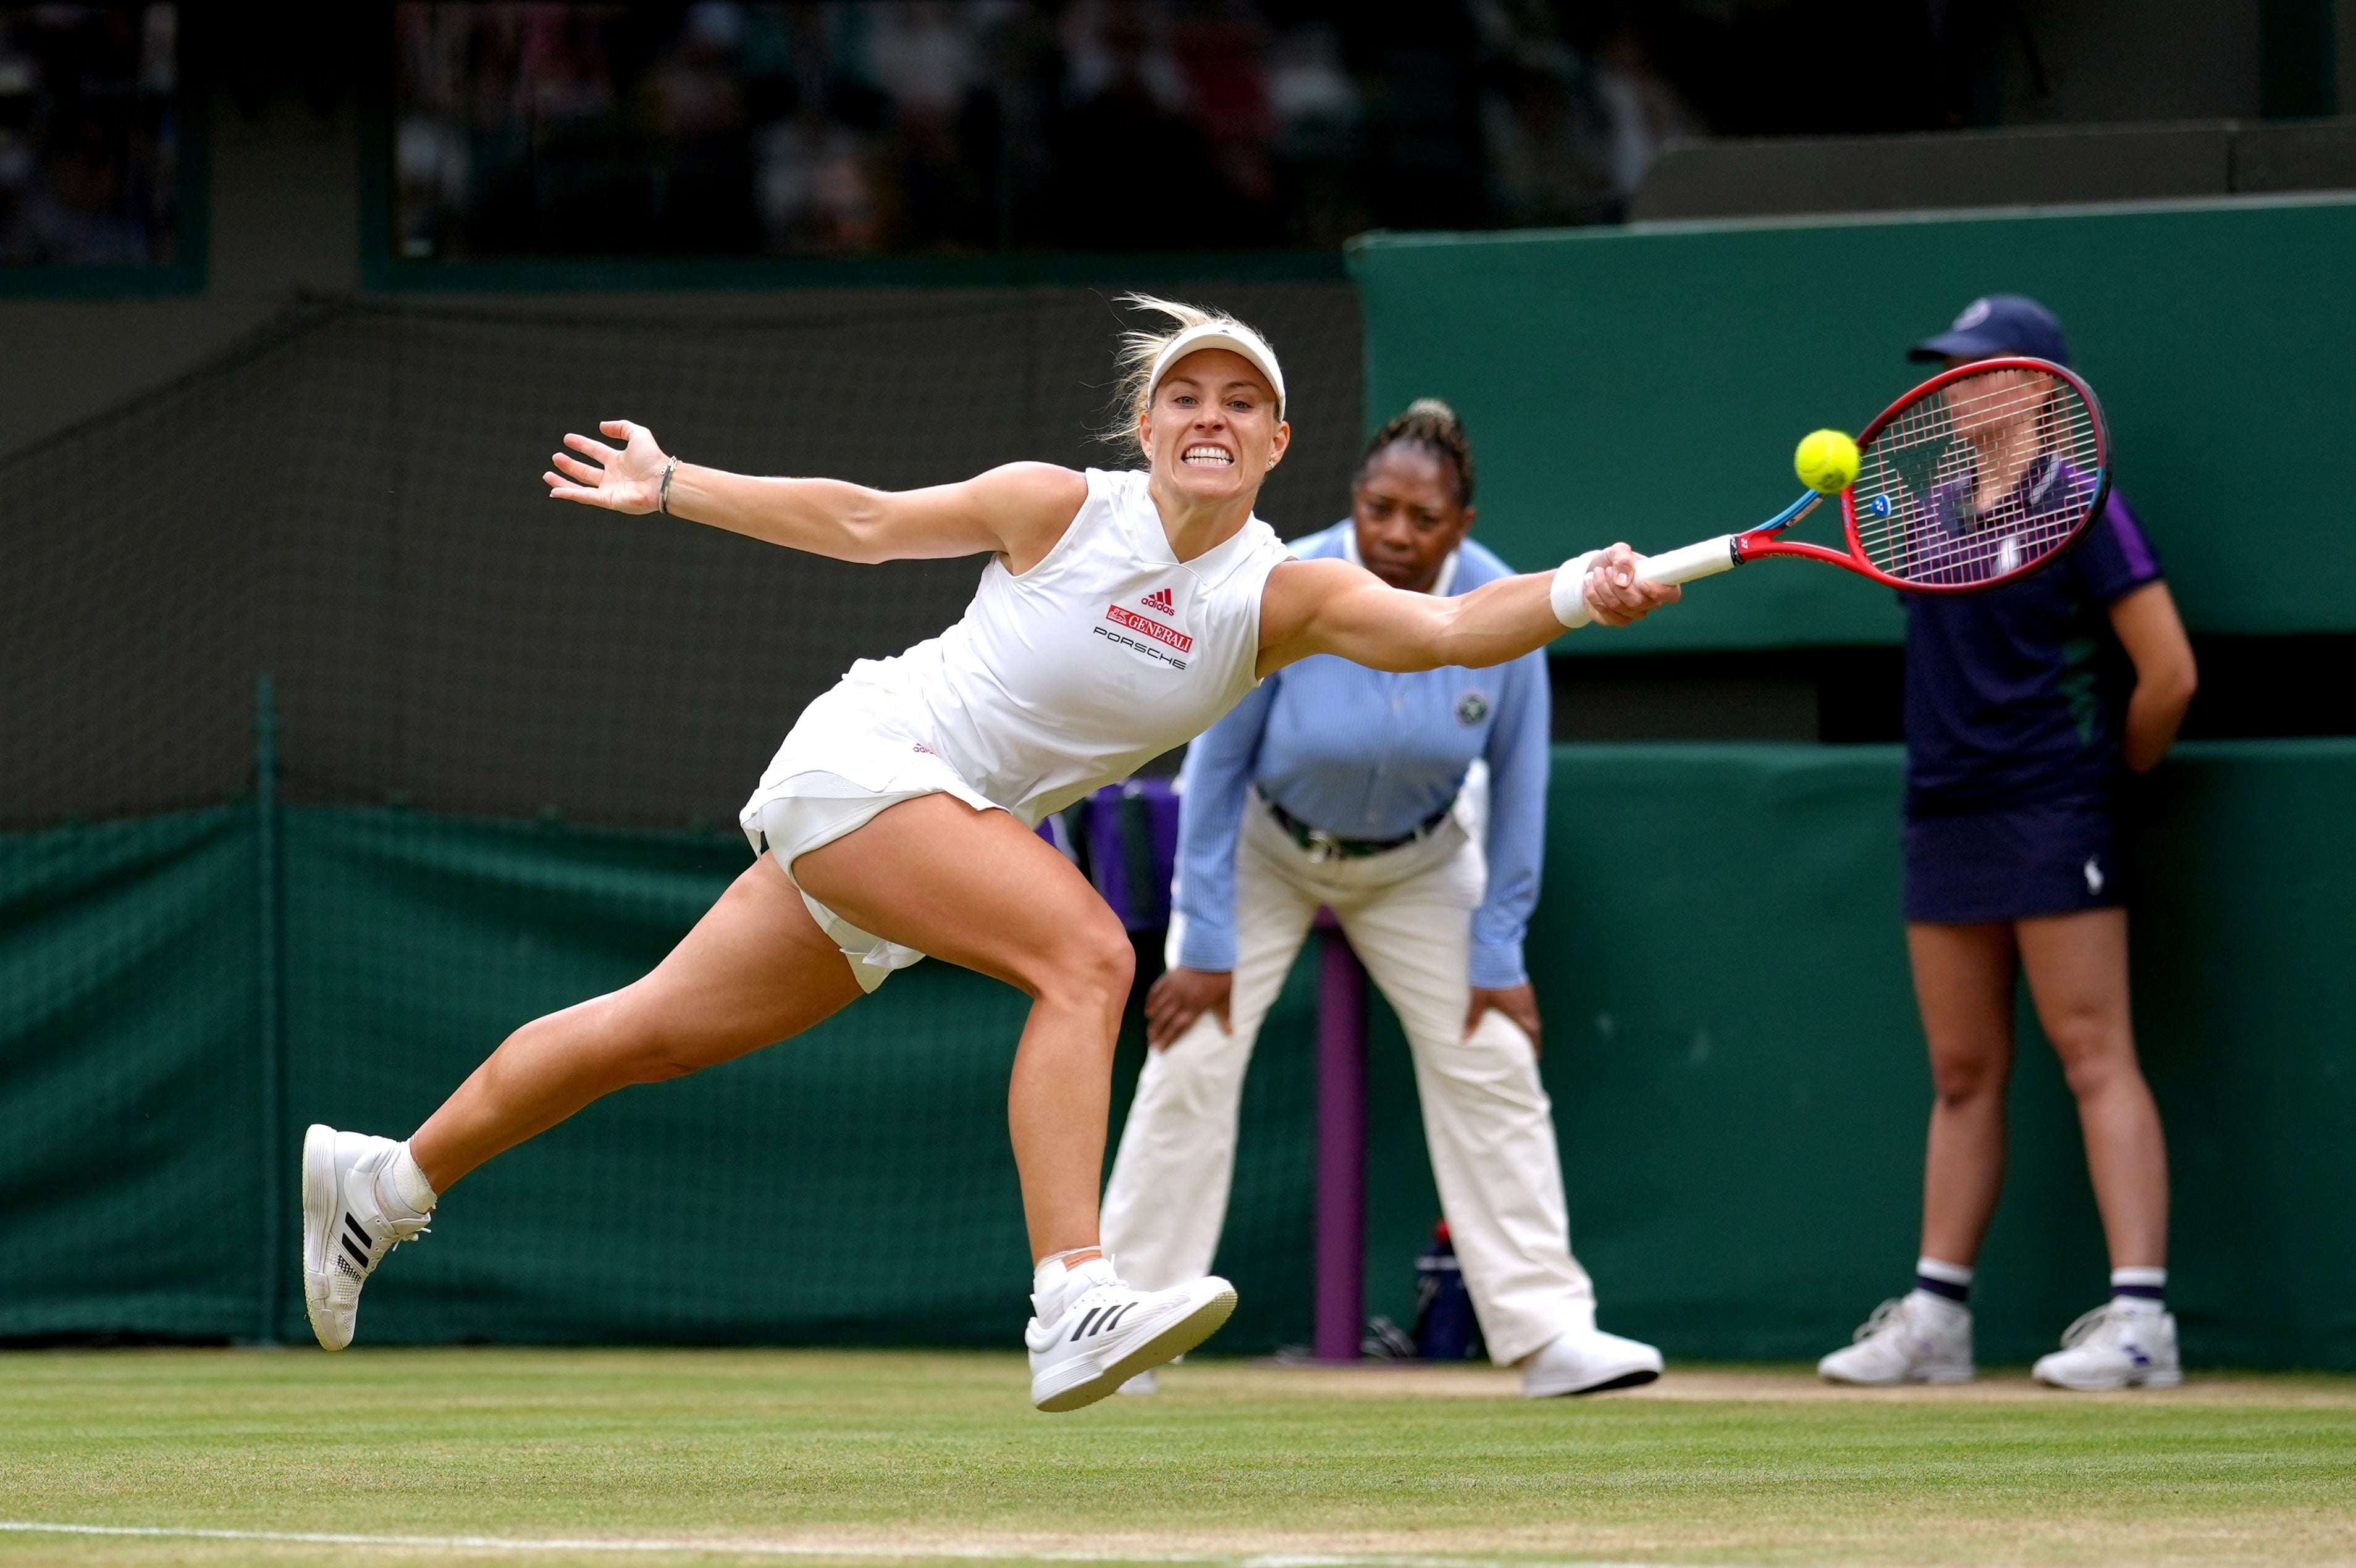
[375,1141,439,1219]
[1909,1256,1972,1320]
[1031,1248,1092,1321]
[2111,1265,2166,1314]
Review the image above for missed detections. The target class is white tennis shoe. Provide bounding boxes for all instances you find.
[1025,1256,1234,1412]
[1818,1293,1975,1385]
[2033,1302,2181,1390]
[301,1124,431,1351]
[1520,1327,1664,1397]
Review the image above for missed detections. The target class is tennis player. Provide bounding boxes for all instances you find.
[1102,400,1660,1397]
[298,297,1680,1411]
[1818,295,2197,1391]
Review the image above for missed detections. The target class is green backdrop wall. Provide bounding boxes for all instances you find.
[1361,740,2356,1369]
[0,804,1320,1354]
[1348,195,2356,649]
[4,742,2349,1367]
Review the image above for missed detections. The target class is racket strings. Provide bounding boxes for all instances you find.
[1850,369,2101,588]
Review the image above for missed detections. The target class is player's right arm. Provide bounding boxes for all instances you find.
[544,419,1087,569]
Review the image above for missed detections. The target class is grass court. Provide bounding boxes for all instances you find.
[2,1348,2350,1567]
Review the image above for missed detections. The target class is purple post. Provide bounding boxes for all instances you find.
[1313,908,1368,1362]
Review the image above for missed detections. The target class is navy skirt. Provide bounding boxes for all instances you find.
[1903,797,2123,924]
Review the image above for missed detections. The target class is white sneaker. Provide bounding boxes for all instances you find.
[1520,1327,1664,1396]
[1116,1370,1159,1394]
[2034,1302,2181,1390]
[301,1124,431,1351]
[1024,1257,1234,1412]
[1818,1293,1975,1385]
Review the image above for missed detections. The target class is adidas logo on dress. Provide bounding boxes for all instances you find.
[1140,588,1175,618]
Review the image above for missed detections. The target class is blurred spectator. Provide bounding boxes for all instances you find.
[1587,19,1701,198]
[1472,1,1615,225]
[1048,0,1219,249]
[0,4,180,268]
[382,0,1717,263]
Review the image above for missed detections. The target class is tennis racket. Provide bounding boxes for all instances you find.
[1609,356,2110,599]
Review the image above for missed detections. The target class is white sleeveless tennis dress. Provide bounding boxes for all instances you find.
[739,467,1294,990]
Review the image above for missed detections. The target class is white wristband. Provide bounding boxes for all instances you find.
[1549,550,1603,629]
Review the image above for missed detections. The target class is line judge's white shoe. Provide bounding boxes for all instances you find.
[1818,1292,1975,1385]
[1520,1327,1664,1397]
[301,1124,431,1350]
[1025,1257,1234,1412]
[2033,1302,2181,1390]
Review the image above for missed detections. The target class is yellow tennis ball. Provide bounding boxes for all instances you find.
[1794,429,1861,495]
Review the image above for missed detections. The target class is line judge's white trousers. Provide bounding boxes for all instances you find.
[1100,799,1595,1365]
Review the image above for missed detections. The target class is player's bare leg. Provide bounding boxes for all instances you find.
[793,793,1235,1409]
[315,792,1235,1404]
[304,861,866,1349]
[409,862,867,1191]
[791,794,1127,1261]
[1908,920,2021,1265]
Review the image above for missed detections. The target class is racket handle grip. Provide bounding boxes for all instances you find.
[1635,535,1740,585]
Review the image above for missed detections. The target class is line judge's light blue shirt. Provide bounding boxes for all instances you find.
[1171,521,1550,989]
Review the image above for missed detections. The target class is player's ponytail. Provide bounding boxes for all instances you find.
[1359,398,1476,508]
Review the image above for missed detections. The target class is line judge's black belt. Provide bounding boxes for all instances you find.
[1267,796,1454,862]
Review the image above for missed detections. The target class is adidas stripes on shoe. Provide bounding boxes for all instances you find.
[1024,1255,1234,1412]
[301,1124,431,1351]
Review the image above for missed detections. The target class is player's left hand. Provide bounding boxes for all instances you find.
[1466,983,1542,1056]
[545,419,670,514]
[1583,542,1680,627]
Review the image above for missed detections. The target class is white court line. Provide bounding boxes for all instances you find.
[0,1523,1701,1568]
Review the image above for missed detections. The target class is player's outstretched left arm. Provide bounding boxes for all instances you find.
[1257,544,1678,677]
[544,419,1085,567]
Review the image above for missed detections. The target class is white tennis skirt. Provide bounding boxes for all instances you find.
[739,681,1004,994]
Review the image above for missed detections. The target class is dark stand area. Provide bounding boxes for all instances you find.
[1552,634,2356,745]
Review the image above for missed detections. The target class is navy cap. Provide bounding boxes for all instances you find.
[1909,293,2071,368]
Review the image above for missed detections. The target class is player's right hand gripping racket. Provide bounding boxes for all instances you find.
[1564,357,2110,619]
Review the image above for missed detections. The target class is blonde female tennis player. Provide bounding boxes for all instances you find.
[298,298,1679,1411]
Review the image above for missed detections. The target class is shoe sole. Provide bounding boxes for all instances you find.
[1530,1365,1661,1398]
[2036,1369,2182,1391]
[1818,1369,1977,1386]
[1035,1286,1236,1413]
[298,1123,347,1351]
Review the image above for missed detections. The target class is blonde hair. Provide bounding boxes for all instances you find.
[1105,293,1279,459]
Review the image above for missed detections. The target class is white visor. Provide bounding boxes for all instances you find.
[1146,321,1287,421]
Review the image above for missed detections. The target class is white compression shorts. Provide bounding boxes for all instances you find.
[751,758,1003,995]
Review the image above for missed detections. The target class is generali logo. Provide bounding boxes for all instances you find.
[1106,592,1192,652]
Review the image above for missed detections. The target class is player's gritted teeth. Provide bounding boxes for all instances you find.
[1182,444,1235,467]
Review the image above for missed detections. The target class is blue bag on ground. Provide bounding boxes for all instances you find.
[1412,1222,1484,1361]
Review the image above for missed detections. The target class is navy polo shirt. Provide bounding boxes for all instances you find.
[1902,491,2164,816]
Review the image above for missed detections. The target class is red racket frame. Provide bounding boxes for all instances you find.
[1728,356,2111,593]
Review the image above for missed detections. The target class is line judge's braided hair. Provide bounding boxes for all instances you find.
[1357,398,1475,508]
